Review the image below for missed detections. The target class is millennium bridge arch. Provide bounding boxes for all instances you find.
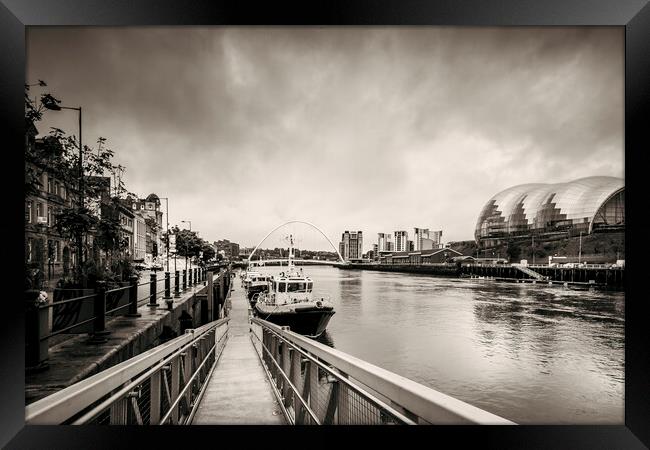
[247,220,345,264]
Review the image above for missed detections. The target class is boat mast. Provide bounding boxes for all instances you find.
[288,234,295,270]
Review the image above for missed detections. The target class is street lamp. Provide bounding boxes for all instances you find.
[578,231,583,265]
[181,220,191,271]
[159,197,170,272]
[42,96,84,284]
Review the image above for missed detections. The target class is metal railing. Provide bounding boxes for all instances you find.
[250,318,515,425]
[25,317,229,425]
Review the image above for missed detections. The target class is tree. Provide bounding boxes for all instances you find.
[200,242,216,263]
[175,229,202,259]
[26,84,136,287]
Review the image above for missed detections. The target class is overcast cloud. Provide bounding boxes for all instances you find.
[26,27,623,251]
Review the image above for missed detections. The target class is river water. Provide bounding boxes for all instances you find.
[254,265,624,424]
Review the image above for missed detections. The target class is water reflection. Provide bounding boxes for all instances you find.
[249,265,624,423]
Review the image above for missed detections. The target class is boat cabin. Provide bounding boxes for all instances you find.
[265,272,314,305]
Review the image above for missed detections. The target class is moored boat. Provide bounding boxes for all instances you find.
[254,235,335,338]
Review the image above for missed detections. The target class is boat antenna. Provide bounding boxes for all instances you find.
[287,234,295,270]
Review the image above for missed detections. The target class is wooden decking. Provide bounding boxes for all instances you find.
[191,278,285,424]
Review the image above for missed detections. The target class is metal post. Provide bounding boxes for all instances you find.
[182,269,187,291]
[164,272,171,299]
[127,275,141,317]
[165,198,169,273]
[25,290,49,370]
[207,271,214,321]
[76,107,84,286]
[174,270,180,298]
[89,281,109,343]
[148,273,158,307]
[579,231,583,264]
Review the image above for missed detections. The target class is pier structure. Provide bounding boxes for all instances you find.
[24,273,514,426]
[339,262,624,288]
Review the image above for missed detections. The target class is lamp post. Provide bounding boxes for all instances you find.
[159,197,170,272]
[531,234,535,265]
[42,97,84,285]
[578,231,583,265]
[181,220,192,272]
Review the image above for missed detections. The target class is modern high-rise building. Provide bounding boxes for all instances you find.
[413,227,430,251]
[377,233,393,252]
[394,230,408,252]
[339,230,363,261]
[431,230,443,247]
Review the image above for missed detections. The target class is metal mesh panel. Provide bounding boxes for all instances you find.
[254,325,411,425]
[136,377,152,425]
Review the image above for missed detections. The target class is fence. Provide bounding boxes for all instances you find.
[25,267,212,370]
[25,317,229,425]
[250,318,515,425]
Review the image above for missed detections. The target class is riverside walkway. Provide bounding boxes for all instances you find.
[24,270,514,426]
[191,282,285,424]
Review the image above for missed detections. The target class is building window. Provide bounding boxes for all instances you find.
[132,203,137,209]
[148,204,153,210]
[55,241,60,262]
[36,202,44,221]
[27,238,33,262]
[140,205,144,210]
[26,201,32,223]
[48,177,55,194]
[47,206,54,226]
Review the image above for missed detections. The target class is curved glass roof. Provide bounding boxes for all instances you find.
[475,176,624,240]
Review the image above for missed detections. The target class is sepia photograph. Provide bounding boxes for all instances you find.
[20,25,629,428]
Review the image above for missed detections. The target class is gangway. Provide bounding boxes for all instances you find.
[512,264,549,281]
[25,276,515,426]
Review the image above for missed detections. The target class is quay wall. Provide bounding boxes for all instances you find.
[339,263,624,288]
[26,270,232,404]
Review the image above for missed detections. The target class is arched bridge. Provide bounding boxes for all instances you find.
[248,220,346,264]
[247,258,347,267]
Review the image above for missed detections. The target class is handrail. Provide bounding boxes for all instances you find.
[26,317,229,425]
[251,317,515,425]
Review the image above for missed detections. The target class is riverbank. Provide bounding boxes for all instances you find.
[338,263,624,289]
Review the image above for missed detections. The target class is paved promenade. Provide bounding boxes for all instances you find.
[25,282,207,404]
[192,282,285,424]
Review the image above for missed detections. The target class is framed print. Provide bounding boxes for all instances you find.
[2,0,649,448]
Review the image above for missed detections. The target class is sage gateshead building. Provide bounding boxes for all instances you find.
[474,176,624,247]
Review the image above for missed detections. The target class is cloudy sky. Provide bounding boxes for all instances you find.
[26,27,623,252]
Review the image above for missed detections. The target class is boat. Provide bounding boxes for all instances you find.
[246,274,271,305]
[242,270,261,290]
[254,235,335,338]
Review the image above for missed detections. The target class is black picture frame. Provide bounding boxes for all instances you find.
[2,1,648,448]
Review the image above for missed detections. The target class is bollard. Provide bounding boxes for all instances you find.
[164,272,172,299]
[89,281,110,343]
[174,270,181,298]
[148,273,158,307]
[127,275,141,317]
[183,269,187,291]
[25,290,49,371]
